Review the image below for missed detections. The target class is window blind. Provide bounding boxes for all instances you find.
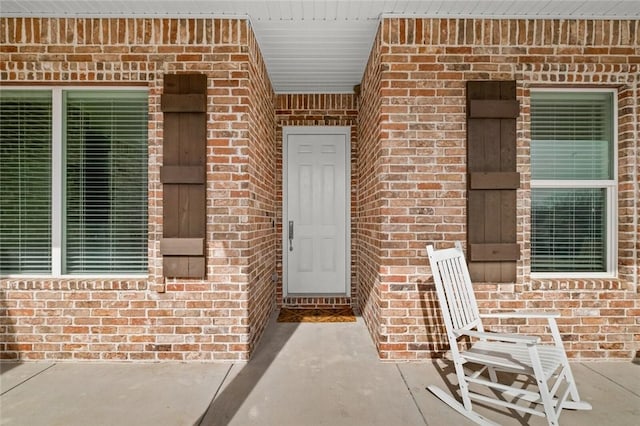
[0,91,52,275]
[531,92,613,180]
[64,91,148,274]
[530,91,613,273]
[531,188,606,272]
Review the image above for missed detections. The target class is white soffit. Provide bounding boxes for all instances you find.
[252,20,378,93]
[2,1,640,93]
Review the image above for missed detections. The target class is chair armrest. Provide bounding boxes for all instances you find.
[458,330,540,345]
[480,310,560,319]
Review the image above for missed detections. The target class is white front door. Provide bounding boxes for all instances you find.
[284,126,349,295]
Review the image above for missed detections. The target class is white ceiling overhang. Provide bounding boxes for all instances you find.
[3,1,639,93]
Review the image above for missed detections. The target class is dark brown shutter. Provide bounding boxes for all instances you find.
[160,74,207,278]
[466,81,520,282]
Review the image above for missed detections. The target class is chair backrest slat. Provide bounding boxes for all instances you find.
[452,255,477,328]
[427,243,482,338]
[441,257,465,329]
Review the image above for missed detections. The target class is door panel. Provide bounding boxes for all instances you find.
[285,129,348,294]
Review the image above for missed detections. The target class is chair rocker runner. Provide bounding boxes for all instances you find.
[425,243,592,426]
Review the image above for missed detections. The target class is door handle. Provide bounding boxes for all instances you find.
[288,220,294,251]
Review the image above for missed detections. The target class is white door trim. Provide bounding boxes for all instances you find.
[282,126,351,298]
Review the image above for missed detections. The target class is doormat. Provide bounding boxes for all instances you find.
[277,307,356,323]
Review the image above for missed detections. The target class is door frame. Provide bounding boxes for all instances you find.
[282,125,351,298]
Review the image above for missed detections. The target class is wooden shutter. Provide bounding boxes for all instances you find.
[466,81,520,282]
[160,74,207,278]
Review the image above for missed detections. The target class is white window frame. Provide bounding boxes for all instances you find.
[530,88,618,279]
[2,86,148,279]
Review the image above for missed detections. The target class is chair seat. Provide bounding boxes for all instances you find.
[463,341,565,380]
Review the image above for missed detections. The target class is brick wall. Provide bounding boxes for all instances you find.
[275,94,358,308]
[0,17,275,361]
[358,18,640,360]
[1,16,638,363]
[247,27,277,353]
[356,28,385,353]
[636,81,640,286]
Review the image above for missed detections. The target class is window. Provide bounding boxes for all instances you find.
[0,88,148,276]
[530,89,616,276]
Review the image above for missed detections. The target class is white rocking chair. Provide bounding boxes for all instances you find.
[426,243,592,426]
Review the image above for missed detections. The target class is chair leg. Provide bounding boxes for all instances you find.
[453,360,473,411]
[559,364,593,410]
[547,317,592,410]
[538,379,560,426]
[488,366,498,383]
[528,346,561,426]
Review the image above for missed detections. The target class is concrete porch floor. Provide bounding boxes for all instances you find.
[1,313,638,426]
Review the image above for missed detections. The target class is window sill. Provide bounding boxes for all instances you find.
[529,276,632,291]
[0,277,148,291]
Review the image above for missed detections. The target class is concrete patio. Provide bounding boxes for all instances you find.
[1,314,638,426]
